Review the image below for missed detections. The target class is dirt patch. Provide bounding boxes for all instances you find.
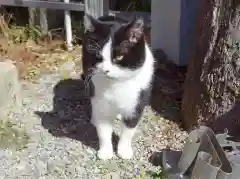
[0,11,83,82]
[0,37,83,81]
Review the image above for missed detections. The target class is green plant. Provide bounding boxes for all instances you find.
[0,12,45,44]
[146,169,169,179]
[0,119,29,150]
[125,0,151,12]
[8,24,44,43]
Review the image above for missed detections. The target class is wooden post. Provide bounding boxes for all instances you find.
[84,0,109,18]
[28,7,48,35]
[28,0,49,35]
[29,8,37,27]
[39,8,48,35]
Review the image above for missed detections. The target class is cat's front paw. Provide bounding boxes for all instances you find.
[117,143,133,159]
[90,119,95,127]
[97,148,113,160]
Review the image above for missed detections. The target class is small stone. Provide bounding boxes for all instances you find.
[0,63,189,178]
[35,160,48,176]
[179,135,187,142]
[175,133,182,138]
[39,176,46,179]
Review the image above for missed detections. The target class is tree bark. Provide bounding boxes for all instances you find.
[181,0,240,135]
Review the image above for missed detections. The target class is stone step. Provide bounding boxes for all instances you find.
[0,60,22,111]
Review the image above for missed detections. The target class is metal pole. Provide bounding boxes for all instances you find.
[64,0,73,51]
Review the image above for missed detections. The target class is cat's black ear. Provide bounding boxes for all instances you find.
[127,17,144,43]
[84,14,98,32]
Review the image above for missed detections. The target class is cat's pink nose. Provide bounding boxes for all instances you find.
[104,70,109,74]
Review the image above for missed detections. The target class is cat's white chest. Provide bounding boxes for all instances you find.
[92,74,140,116]
[105,81,139,114]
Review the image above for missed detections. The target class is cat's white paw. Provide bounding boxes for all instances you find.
[117,143,133,159]
[90,119,96,127]
[97,148,113,160]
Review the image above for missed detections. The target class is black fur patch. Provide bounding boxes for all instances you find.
[123,87,152,128]
[82,14,146,74]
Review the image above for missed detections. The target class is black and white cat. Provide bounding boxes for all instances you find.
[82,14,155,160]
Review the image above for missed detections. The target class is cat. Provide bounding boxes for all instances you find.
[82,14,155,160]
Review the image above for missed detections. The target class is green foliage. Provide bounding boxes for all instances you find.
[133,167,170,179]
[0,13,45,44]
[134,0,151,12]
[0,119,29,150]
[8,24,44,44]
[125,0,151,12]
[146,169,170,179]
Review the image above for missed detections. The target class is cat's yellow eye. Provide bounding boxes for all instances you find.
[115,55,124,61]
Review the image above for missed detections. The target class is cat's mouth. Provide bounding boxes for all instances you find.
[100,71,118,80]
[103,73,114,79]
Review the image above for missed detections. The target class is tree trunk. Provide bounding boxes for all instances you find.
[181,0,240,135]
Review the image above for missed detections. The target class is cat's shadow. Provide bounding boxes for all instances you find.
[35,78,119,151]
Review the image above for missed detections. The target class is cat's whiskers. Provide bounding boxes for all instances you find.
[90,39,100,48]
[87,39,101,51]
[83,68,96,96]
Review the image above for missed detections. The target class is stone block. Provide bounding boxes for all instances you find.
[0,60,22,111]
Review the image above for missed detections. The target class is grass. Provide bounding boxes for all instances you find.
[0,118,29,150]
[132,168,170,179]
[146,169,169,179]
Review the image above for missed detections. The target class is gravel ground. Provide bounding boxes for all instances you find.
[0,71,188,179]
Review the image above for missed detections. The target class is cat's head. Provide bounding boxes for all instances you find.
[84,14,146,80]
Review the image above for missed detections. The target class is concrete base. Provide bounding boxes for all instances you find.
[0,60,22,111]
[151,0,200,66]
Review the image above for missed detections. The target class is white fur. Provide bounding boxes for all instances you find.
[94,118,114,160]
[91,38,155,160]
[118,125,137,159]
